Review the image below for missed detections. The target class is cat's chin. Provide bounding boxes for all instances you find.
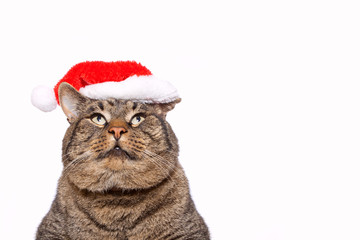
[72,178,161,193]
[68,165,168,193]
[98,149,137,172]
[104,147,135,160]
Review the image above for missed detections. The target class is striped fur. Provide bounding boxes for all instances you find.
[36,83,210,240]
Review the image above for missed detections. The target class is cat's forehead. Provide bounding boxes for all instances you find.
[85,98,148,119]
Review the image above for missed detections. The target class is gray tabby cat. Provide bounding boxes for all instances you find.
[36,82,210,240]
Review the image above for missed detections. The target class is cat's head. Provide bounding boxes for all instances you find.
[58,82,181,192]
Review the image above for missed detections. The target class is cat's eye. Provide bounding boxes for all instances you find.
[130,115,145,127]
[91,114,107,126]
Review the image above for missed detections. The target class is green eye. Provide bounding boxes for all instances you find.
[130,115,145,127]
[91,114,107,126]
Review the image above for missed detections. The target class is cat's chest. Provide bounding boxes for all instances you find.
[64,194,157,237]
[69,198,138,226]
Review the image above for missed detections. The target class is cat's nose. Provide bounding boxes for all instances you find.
[108,127,127,140]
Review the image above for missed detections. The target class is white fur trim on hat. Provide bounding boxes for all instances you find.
[31,85,57,112]
[79,75,179,103]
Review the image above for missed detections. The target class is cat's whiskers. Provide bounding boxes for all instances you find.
[62,150,92,177]
[141,149,187,185]
[146,150,189,184]
[62,149,87,160]
[142,150,173,172]
[143,149,178,169]
[141,152,176,185]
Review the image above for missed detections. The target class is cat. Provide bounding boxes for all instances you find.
[36,82,210,240]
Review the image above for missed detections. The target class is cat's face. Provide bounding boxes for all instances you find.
[58,83,180,192]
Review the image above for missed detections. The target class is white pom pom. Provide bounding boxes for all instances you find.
[31,85,57,112]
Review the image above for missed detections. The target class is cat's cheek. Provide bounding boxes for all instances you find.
[67,163,105,191]
[99,156,135,172]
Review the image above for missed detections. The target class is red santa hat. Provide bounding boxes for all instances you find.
[31,61,179,112]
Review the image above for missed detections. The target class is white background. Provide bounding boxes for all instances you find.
[1,0,360,239]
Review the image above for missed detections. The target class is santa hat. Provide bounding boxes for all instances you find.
[31,61,179,112]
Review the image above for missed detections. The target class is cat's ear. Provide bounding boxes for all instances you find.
[152,98,181,117]
[58,82,88,123]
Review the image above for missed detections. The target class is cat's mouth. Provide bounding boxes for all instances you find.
[104,144,134,160]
